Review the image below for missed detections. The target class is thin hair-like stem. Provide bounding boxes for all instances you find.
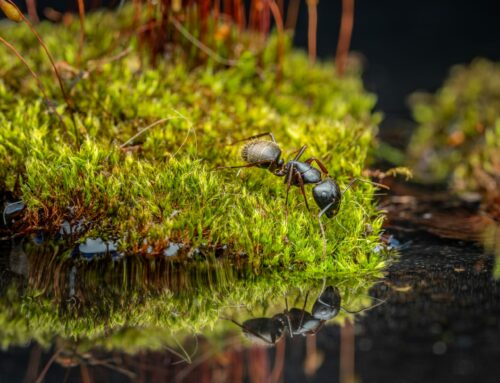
[336,0,355,76]
[120,117,179,148]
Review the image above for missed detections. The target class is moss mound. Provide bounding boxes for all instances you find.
[0,8,385,274]
[409,59,500,195]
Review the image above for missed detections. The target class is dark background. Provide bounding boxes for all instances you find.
[6,0,500,125]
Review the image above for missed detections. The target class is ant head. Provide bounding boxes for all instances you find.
[312,286,341,320]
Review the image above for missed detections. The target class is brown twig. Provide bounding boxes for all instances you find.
[336,0,355,76]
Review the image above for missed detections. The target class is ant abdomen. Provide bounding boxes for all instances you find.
[241,140,282,169]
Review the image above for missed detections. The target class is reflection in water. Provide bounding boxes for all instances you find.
[229,287,341,345]
[0,238,382,382]
[228,286,384,345]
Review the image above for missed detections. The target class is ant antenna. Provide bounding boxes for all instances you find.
[297,291,310,331]
[319,277,327,295]
[284,296,294,337]
[341,296,386,314]
[342,178,389,195]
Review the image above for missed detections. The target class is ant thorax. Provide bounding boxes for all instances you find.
[241,140,282,165]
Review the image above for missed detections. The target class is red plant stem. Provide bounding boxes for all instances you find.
[306,0,317,63]
[224,0,232,16]
[336,0,355,76]
[262,1,270,36]
[214,0,220,20]
[132,0,141,28]
[276,0,283,17]
[249,0,257,30]
[340,319,355,383]
[77,0,86,66]
[269,338,285,383]
[26,0,39,22]
[200,0,210,39]
[268,0,284,79]
[285,0,300,30]
[234,0,245,30]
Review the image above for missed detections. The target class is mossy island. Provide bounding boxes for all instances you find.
[0,4,389,276]
[0,1,396,357]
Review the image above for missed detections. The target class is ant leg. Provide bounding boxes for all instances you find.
[295,171,310,211]
[341,297,387,314]
[215,159,273,170]
[286,145,306,160]
[216,163,259,170]
[342,178,389,194]
[304,157,330,177]
[284,296,294,337]
[285,163,295,220]
[319,276,327,295]
[292,145,308,161]
[318,202,335,259]
[308,321,325,335]
[231,132,277,144]
[298,291,310,329]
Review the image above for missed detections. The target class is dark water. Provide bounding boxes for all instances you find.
[0,229,498,383]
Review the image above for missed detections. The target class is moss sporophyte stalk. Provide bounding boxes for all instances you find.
[0,5,386,275]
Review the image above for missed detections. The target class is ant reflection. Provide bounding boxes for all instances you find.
[228,286,383,345]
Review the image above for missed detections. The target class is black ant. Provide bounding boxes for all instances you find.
[219,132,386,256]
[226,286,385,345]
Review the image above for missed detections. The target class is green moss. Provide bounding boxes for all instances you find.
[408,59,500,193]
[0,7,385,274]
